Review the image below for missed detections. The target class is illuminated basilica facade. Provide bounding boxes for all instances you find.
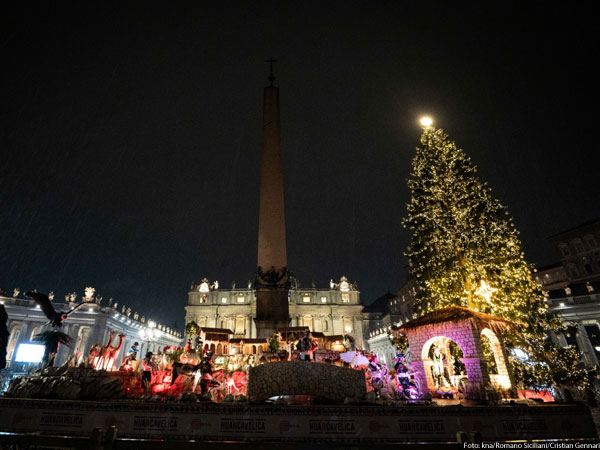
[184,276,365,348]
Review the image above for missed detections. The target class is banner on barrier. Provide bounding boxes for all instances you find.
[0,399,596,442]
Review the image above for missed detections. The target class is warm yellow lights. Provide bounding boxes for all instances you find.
[420,116,433,127]
[475,280,498,303]
[491,373,512,390]
[404,125,591,389]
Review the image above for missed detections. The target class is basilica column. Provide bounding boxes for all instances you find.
[55,323,71,365]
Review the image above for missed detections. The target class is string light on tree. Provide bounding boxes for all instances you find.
[402,122,591,390]
[474,280,497,308]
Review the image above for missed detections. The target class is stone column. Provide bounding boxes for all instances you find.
[498,341,518,397]
[70,324,80,355]
[462,357,490,385]
[15,322,29,355]
[576,324,598,367]
[214,307,220,328]
[410,360,429,394]
[55,323,71,366]
[247,315,253,338]
[331,314,340,336]
[257,86,287,269]
[6,321,25,363]
[254,83,290,338]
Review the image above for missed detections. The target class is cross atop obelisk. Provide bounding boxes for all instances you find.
[265,57,277,87]
[254,59,290,338]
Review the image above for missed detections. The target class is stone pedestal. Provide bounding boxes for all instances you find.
[254,287,290,338]
[247,361,366,402]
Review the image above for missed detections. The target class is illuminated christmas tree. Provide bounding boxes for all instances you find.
[403,125,590,389]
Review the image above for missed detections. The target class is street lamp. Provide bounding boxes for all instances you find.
[139,327,158,354]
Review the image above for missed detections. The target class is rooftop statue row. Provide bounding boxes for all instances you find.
[191,275,358,293]
[1,289,180,338]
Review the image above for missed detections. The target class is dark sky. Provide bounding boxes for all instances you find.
[2,3,598,330]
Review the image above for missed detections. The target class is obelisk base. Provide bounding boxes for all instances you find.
[254,287,290,339]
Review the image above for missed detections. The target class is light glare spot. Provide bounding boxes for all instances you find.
[420,116,433,127]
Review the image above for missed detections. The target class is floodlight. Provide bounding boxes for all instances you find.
[14,343,45,363]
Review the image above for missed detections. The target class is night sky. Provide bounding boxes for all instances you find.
[2,3,598,330]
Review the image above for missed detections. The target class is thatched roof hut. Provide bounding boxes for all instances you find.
[198,327,234,342]
[394,306,517,395]
[397,305,515,335]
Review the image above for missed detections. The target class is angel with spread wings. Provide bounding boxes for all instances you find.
[25,291,86,327]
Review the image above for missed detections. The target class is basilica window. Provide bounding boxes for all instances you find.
[301,316,314,330]
[237,295,245,303]
[342,293,350,303]
[30,326,42,341]
[343,317,353,334]
[199,295,207,304]
[235,317,246,334]
[585,235,597,249]
[302,294,311,303]
[221,297,228,303]
[568,265,579,278]
[321,296,327,303]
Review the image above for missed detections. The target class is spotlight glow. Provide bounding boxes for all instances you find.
[15,343,45,363]
[420,116,433,127]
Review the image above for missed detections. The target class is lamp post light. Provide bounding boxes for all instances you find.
[139,327,158,354]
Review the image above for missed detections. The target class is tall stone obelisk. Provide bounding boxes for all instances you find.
[254,59,291,338]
